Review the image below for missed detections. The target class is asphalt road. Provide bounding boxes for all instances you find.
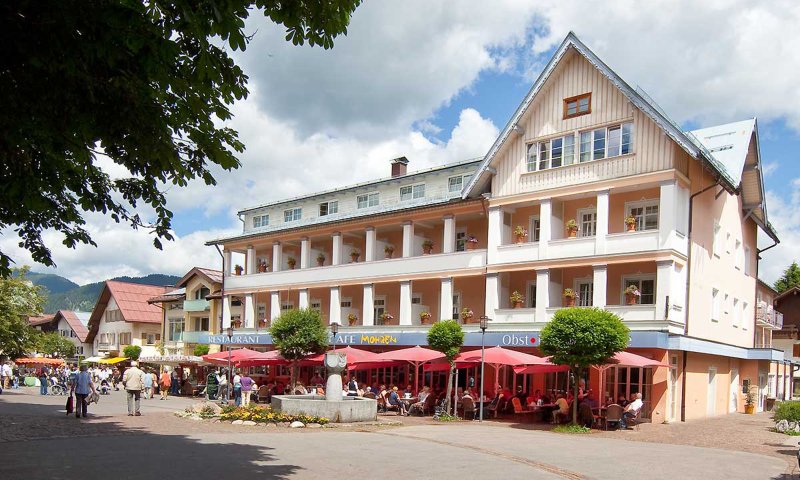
[0,388,789,480]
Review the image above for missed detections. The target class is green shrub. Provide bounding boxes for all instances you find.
[553,424,591,434]
[193,344,210,356]
[774,401,800,423]
[434,412,460,422]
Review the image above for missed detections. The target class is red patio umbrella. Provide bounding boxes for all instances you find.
[303,346,384,366]
[235,350,289,367]
[425,346,550,370]
[602,351,669,368]
[366,346,444,394]
[202,348,265,366]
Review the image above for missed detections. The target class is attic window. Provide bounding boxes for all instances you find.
[564,93,591,119]
[710,145,733,153]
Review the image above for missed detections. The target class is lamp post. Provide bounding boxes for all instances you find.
[479,315,490,422]
[226,326,233,404]
[331,322,339,351]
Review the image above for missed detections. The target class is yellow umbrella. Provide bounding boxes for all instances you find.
[98,356,128,364]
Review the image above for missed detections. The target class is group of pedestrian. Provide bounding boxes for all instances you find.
[120,362,173,416]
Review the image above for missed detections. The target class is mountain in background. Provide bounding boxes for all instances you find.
[22,271,181,314]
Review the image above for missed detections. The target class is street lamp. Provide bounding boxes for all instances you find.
[331,322,339,351]
[226,326,233,404]
[479,315,490,422]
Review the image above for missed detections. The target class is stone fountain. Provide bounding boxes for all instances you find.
[271,352,377,423]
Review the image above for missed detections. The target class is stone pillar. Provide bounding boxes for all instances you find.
[221,295,232,329]
[243,293,255,328]
[595,190,609,255]
[300,237,310,269]
[246,245,256,274]
[539,199,552,259]
[330,286,341,325]
[440,277,453,321]
[223,250,232,277]
[365,227,376,262]
[270,291,281,320]
[399,281,412,325]
[402,222,414,258]
[487,206,502,264]
[443,215,456,254]
[484,273,500,318]
[362,284,375,326]
[299,289,309,309]
[332,232,343,265]
[592,264,607,308]
[659,180,678,248]
[535,269,550,323]
[272,242,282,272]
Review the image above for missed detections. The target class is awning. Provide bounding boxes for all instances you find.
[15,357,65,366]
[83,356,103,363]
[98,357,128,364]
[138,355,205,366]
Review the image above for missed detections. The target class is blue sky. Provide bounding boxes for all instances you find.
[4,1,800,285]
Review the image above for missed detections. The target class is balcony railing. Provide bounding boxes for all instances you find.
[183,299,210,312]
[757,302,783,330]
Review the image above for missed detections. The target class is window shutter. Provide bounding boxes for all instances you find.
[793,344,800,357]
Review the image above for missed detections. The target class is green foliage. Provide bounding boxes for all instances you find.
[269,309,329,361]
[553,424,591,434]
[0,1,362,277]
[0,267,45,358]
[539,307,630,369]
[36,332,77,358]
[434,412,460,422]
[220,405,329,425]
[193,344,210,356]
[123,345,142,360]
[427,320,465,362]
[774,401,800,423]
[775,262,800,293]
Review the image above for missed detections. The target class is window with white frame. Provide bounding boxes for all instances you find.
[283,208,301,222]
[452,293,461,320]
[144,332,160,345]
[448,175,470,193]
[744,246,751,275]
[357,192,379,209]
[733,298,740,327]
[257,304,266,320]
[252,214,269,228]
[168,317,184,341]
[578,208,597,237]
[374,297,386,324]
[711,288,720,322]
[527,282,537,308]
[194,317,210,331]
[340,298,352,308]
[575,279,594,307]
[319,201,338,216]
[607,123,634,157]
[119,332,132,345]
[411,294,422,305]
[310,300,321,312]
[455,230,467,252]
[622,276,656,305]
[281,301,294,311]
[76,346,84,355]
[528,216,541,242]
[526,143,537,172]
[526,135,576,172]
[712,222,722,257]
[626,200,659,231]
[400,184,425,201]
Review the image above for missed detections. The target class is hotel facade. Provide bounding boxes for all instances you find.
[202,33,789,422]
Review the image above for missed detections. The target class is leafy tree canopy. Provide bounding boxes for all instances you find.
[123,344,143,360]
[539,307,629,369]
[427,320,465,362]
[269,308,329,361]
[0,267,45,359]
[193,344,210,357]
[0,0,362,277]
[775,262,800,294]
[36,332,77,358]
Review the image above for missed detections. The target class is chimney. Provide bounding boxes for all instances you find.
[391,156,409,177]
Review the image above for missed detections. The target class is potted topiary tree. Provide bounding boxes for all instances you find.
[744,389,756,414]
[513,226,528,244]
[510,291,525,308]
[384,244,395,259]
[316,253,325,267]
[427,320,464,415]
[563,288,577,307]
[625,215,637,232]
[123,344,142,361]
[193,344,210,357]
[566,219,578,238]
[269,308,329,393]
[422,239,434,255]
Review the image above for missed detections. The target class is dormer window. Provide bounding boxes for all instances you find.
[563,93,591,119]
[319,201,338,216]
[283,208,302,222]
[252,214,269,228]
[400,183,425,201]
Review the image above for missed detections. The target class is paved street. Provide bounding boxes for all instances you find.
[0,388,791,479]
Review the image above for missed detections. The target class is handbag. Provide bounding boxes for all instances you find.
[66,395,74,415]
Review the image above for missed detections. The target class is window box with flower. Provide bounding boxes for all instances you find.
[379,313,394,325]
[347,313,358,326]
[625,215,637,232]
[566,219,578,238]
[316,253,325,267]
[466,235,479,250]
[422,239,434,255]
[563,288,576,307]
[513,226,528,244]
[624,284,641,305]
[384,244,395,259]
[460,307,475,323]
[419,311,432,324]
[510,290,525,309]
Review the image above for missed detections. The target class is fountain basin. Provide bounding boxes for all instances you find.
[271,395,377,423]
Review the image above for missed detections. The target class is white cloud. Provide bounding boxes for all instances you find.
[760,183,800,284]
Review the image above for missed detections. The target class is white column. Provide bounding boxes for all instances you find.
[330,287,341,325]
[443,215,456,254]
[270,291,281,320]
[221,295,232,329]
[399,281,412,325]
[300,237,310,269]
[539,199,552,259]
[298,289,309,309]
[595,190,609,255]
[440,277,453,320]
[243,293,255,328]
[484,273,500,318]
[362,284,375,326]
[656,260,675,322]
[246,246,256,274]
[365,227,376,262]
[659,180,678,248]
[272,242,282,272]
[402,222,414,258]
[487,206,502,264]
[592,264,607,308]
[535,269,550,323]
[332,232,342,265]
[223,250,232,277]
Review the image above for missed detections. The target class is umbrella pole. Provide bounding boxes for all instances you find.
[414,362,419,395]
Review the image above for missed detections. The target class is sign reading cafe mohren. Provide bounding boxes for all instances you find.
[197,331,540,348]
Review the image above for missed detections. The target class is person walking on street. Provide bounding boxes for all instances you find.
[159,368,171,400]
[233,370,242,406]
[122,362,145,416]
[2,361,12,389]
[240,371,254,408]
[72,365,96,418]
[38,368,49,395]
[142,368,154,399]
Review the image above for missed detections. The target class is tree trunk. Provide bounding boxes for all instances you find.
[572,366,581,425]
[445,362,455,415]
[290,360,299,394]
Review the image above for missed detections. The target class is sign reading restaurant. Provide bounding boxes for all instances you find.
[198,331,539,348]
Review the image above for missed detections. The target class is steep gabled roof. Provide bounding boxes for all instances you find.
[147,288,186,305]
[55,310,90,343]
[463,31,737,199]
[176,267,222,288]
[86,281,170,343]
[27,314,56,327]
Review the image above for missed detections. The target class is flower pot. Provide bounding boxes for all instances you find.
[420,316,431,325]
[233,320,242,328]
[385,252,393,259]
[513,301,523,309]
[348,319,357,326]
[564,296,575,307]
[234,267,243,276]
[466,242,477,250]
[463,315,475,324]
[423,247,433,255]
[745,404,755,414]
[317,259,324,267]
[258,264,267,273]
[288,264,296,270]
[625,294,637,305]
[515,235,526,244]
[567,229,578,238]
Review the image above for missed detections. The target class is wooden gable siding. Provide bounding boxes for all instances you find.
[492,49,680,197]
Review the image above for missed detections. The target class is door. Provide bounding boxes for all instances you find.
[707,367,717,416]
[374,297,386,325]
[577,208,597,237]
[669,355,679,422]
[758,373,767,411]
[576,280,594,307]
[730,369,739,413]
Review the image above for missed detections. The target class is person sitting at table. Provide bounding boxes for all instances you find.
[620,392,643,429]
[577,379,591,402]
[387,386,407,416]
[408,386,430,415]
[530,389,542,403]
[617,394,629,407]
[552,394,570,424]
[404,384,414,396]
[515,385,527,402]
